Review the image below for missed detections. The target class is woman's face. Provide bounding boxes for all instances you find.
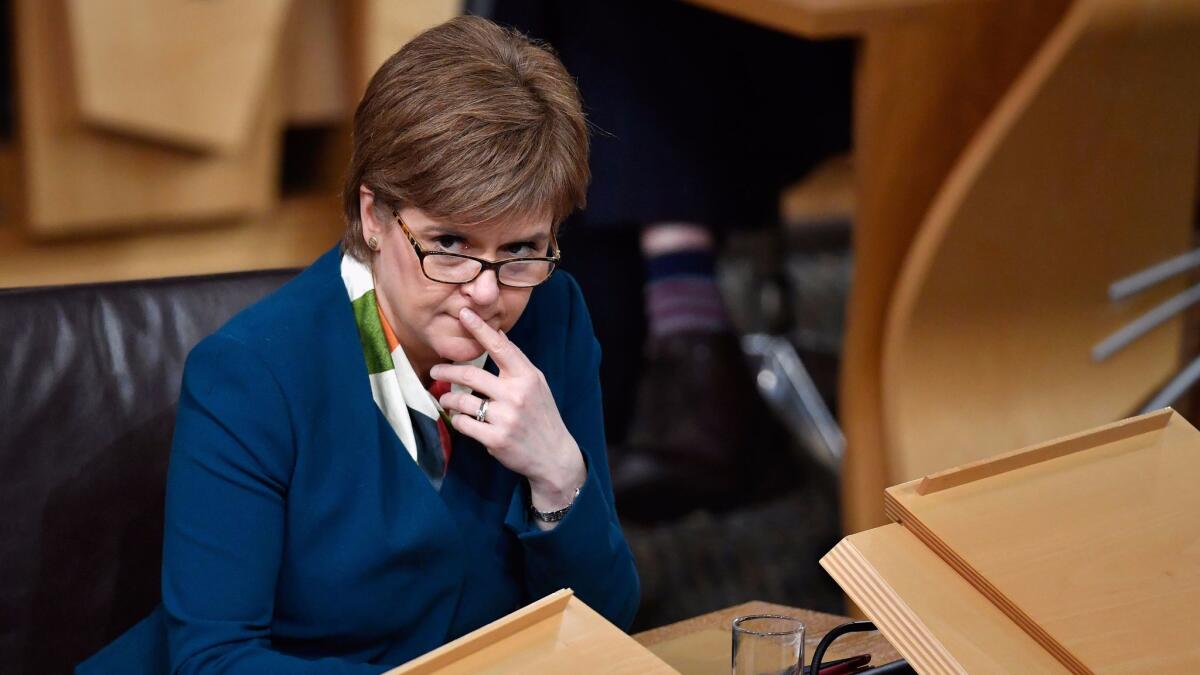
[360,190,551,379]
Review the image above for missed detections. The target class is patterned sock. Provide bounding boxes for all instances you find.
[645,250,731,338]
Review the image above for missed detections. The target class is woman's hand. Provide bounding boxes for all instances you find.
[431,308,586,515]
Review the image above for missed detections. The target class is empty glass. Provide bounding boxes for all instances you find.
[732,614,806,675]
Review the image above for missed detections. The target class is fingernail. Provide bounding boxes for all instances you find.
[429,365,442,378]
[460,307,479,323]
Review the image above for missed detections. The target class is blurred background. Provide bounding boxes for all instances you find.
[3,0,1200,664]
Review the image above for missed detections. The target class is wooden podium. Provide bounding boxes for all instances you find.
[822,409,1200,674]
[385,590,677,674]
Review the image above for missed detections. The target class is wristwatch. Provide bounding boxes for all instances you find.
[531,486,582,523]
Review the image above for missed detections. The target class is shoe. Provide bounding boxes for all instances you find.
[611,330,793,524]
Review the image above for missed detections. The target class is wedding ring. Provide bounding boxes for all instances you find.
[475,398,490,423]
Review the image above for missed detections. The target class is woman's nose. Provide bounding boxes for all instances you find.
[461,268,500,305]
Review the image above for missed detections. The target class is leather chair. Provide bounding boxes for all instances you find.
[0,269,297,675]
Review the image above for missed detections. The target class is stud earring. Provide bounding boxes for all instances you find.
[367,236,379,251]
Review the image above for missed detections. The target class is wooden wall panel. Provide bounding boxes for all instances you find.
[64,0,292,152]
[345,0,461,99]
[14,0,284,236]
[283,0,352,126]
[0,194,343,288]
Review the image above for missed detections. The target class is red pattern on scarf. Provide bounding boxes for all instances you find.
[429,380,453,467]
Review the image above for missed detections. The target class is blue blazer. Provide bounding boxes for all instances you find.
[78,246,640,674]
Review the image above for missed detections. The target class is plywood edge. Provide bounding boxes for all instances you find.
[821,533,966,674]
[913,408,1174,494]
[384,589,575,675]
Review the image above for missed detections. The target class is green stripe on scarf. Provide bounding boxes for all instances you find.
[351,290,394,376]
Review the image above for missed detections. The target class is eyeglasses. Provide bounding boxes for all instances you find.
[393,211,561,288]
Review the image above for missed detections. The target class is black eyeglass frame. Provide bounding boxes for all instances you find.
[392,210,561,288]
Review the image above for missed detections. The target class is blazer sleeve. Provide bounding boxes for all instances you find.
[162,333,384,675]
[503,276,641,629]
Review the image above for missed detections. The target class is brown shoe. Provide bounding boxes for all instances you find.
[611,330,794,523]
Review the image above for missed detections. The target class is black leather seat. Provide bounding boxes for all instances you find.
[0,268,298,675]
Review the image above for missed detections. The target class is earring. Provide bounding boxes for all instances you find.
[367,236,379,251]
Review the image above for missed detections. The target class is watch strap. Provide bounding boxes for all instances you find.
[530,485,582,523]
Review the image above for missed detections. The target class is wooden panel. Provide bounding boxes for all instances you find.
[780,154,855,229]
[838,0,1073,535]
[0,194,343,289]
[283,0,352,125]
[881,0,1200,484]
[64,0,292,152]
[822,525,1070,674]
[14,0,283,236]
[385,591,677,675]
[345,0,460,99]
[885,409,1200,673]
[916,409,1172,495]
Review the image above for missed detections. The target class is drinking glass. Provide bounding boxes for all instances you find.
[732,614,806,675]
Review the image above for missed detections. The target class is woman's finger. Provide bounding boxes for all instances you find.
[458,308,531,374]
[449,412,505,450]
[430,363,502,399]
[439,391,485,419]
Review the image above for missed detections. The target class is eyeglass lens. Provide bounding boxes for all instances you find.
[422,255,553,287]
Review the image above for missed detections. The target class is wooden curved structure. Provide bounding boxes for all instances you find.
[837,0,1072,536]
[680,0,1074,534]
[880,0,1200,483]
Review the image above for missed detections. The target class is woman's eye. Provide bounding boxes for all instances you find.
[432,235,465,252]
[504,242,537,257]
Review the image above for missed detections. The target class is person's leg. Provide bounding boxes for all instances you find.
[610,221,788,522]
[641,224,728,338]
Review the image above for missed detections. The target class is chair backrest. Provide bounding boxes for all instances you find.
[881,0,1200,482]
[0,269,296,675]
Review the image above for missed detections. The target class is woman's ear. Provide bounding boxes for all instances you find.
[359,185,383,246]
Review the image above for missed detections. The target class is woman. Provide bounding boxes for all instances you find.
[78,15,639,674]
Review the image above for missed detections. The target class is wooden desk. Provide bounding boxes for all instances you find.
[680,0,1072,534]
[635,601,901,674]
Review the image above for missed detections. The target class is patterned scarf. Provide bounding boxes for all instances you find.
[341,254,487,489]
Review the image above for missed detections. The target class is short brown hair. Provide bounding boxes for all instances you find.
[342,15,589,261]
